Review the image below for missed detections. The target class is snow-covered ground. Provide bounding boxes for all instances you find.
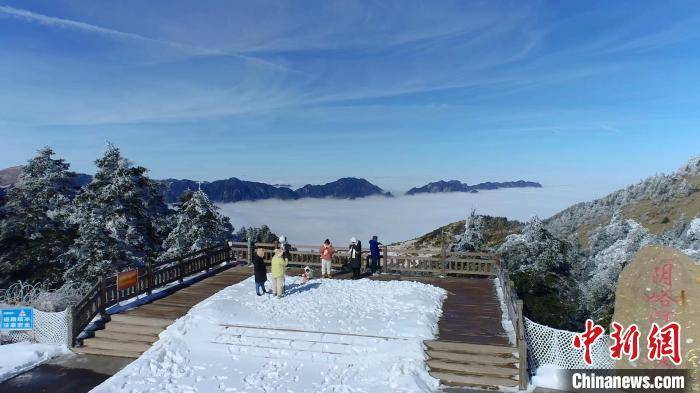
[92,276,446,393]
[530,364,567,391]
[0,342,69,382]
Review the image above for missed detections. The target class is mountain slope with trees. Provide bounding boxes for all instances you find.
[495,157,699,329]
[403,156,700,331]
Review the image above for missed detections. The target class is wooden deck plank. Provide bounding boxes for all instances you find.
[370,275,509,346]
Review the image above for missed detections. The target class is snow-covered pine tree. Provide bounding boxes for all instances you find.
[453,209,484,251]
[233,224,278,243]
[498,216,583,330]
[62,143,171,284]
[158,189,233,261]
[0,147,78,286]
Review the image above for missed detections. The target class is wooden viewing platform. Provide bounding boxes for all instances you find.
[70,242,527,390]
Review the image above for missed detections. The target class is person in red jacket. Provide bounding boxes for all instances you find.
[319,239,335,278]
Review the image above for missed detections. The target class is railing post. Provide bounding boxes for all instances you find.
[247,238,254,265]
[178,257,184,283]
[382,245,388,274]
[517,299,527,390]
[440,246,447,277]
[66,304,76,347]
[146,261,153,296]
[99,275,107,317]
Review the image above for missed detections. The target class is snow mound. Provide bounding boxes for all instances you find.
[0,342,69,382]
[531,364,567,391]
[92,276,447,393]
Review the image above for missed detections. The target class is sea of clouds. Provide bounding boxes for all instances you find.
[217,184,615,245]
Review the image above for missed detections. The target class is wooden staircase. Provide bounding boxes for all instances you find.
[425,340,519,390]
[73,268,252,359]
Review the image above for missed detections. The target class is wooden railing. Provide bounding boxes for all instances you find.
[71,243,240,345]
[72,241,501,346]
[495,257,528,390]
[241,243,496,276]
[384,252,496,276]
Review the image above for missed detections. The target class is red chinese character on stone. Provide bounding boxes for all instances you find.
[573,319,605,365]
[609,322,640,361]
[646,289,678,310]
[652,263,673,287]
[647,322,682,365]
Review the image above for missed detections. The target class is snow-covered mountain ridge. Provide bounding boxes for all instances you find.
[545,156,700,244]
[399,155,700,330]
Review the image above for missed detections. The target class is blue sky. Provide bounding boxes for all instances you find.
[1,1,700,193]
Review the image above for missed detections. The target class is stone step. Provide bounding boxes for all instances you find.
[72,345,142,359]
[427,360,517,378]
[424,340,516,355]
[82,337,151,353]
[427,350,518,365]
[429,371,518,389]
[106,321,163,336]
[110,313,174,328]
[94,329,159,344]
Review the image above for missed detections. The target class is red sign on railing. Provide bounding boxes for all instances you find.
[117,269,138,291]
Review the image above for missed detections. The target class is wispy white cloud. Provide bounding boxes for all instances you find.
[0,5,292,72]
[0,5,156,42]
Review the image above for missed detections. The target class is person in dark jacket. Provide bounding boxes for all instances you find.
[349,237,362,279]
[252,248,268,296]
[368,235,382,273]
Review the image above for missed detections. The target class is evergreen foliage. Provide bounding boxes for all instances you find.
[498,217,582,330]
[233,225,278,243]
[0,147,78,286]
[61,143,172,284]
[159,189,233,261]
[453,209,484,251]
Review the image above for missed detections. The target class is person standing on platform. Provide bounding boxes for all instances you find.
[252,248,268,296]
[319,239,335,278]
[271,248,288,298]
[368,235,382,274]
[349,237,362,279]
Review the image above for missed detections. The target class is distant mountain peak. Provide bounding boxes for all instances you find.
[406,179,541,195]
[295,177,392,199]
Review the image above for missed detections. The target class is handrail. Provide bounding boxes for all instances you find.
[494,257,528,390]
[71,243,241,346]
[236,243,497,276]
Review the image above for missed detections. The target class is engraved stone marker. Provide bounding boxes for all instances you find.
[613,245,699,382]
